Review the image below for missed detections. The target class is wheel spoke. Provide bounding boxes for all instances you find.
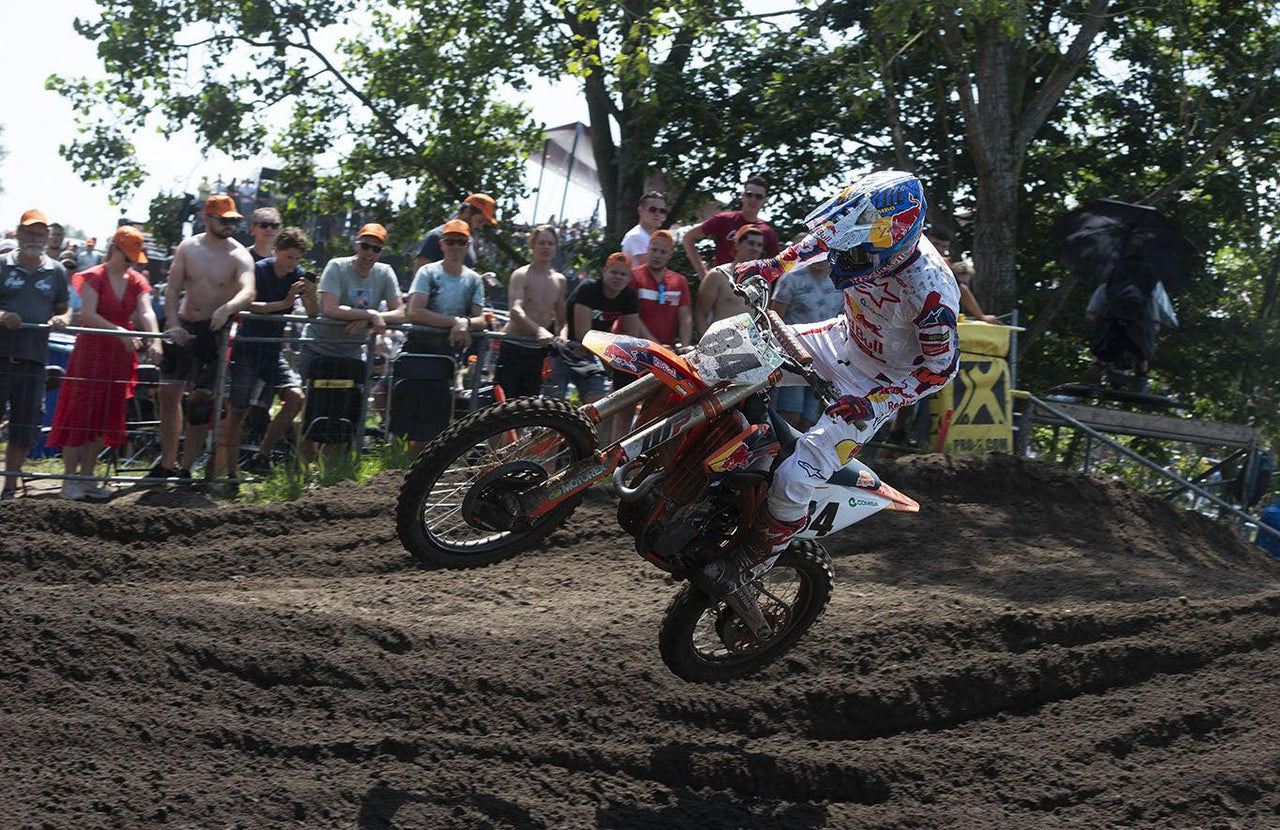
[416,419,585,551]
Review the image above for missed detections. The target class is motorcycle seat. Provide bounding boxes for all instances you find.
[766,404,881,490]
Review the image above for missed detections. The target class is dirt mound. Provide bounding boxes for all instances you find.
[2,455,1278,828]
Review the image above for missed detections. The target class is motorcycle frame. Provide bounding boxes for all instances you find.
[517,366,777,519]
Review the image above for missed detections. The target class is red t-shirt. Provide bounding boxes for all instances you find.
[699,211,781,265]
[629,266,690,347]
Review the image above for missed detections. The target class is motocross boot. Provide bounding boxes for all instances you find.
[695,503,807,596]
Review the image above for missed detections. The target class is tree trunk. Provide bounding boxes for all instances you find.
[969,23,1021,313]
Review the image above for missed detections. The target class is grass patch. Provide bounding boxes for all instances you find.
[242,438,418,503]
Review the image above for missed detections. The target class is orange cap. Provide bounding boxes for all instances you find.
[606,252,630,269]
[441,218,471,238]
[203,194,243,219]
[463,193,498,225]
[735,224,762,242]
[113,226,148,265]
[357,223,388,243]
[650,229,674,246]
[19,209,48,227]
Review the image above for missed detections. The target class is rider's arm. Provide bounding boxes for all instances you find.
[733,233,829,285]
[902,286,961,405]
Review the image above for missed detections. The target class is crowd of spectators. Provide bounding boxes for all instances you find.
[1,172,986,500]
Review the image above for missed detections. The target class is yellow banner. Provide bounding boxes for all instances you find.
[929,321,1013,453]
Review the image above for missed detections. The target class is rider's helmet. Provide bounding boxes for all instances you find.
[803,170,927,290]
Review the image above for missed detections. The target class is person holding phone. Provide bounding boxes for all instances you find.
[218,226,318,477]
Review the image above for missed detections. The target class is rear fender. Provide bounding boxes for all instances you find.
[796,480,919,540]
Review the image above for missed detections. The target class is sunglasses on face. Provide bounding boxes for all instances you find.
[742,191,766,200]
[644,205,668,215]
[441,237,469,246]
[214,216,240,226]
[255,221,281,229]
[358,241,383,253]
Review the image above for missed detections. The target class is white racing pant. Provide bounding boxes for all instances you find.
[767,317,920,522]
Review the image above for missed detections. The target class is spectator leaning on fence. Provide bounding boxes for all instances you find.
[219,226,318,478]
[148,194,256,482]
[497,224,566,399]
[404,218,487,359]
[0,209,71,499]
[47,226,159,500]
[630,229,692,349]
[413,193,498,274]
[300,223,403,376]
[620,191,668,268]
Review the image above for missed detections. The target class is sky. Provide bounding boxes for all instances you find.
[0,1,602,243]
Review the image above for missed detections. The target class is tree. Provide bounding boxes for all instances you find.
[50,0,543,253]
[51,0,839,249]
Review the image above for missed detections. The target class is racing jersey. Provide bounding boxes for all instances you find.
[736,234,961,407]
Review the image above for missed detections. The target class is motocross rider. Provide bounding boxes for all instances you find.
[699,170,961,594]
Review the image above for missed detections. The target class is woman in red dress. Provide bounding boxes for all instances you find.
[48,226,161,500]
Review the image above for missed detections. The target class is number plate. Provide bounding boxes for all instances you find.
[690,314,783,385]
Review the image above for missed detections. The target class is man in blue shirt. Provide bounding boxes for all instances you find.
[219,227,318,476]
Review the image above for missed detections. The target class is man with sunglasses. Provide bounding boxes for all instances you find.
[301,223,404,378]
[149,194,256,481]
[620,191,668,267]
[412,193,498,275]
[247,207,283,262]
[682,176,781,281]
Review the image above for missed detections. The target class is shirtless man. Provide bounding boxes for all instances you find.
[694,224,764,336]
[495,224,566,398]
[148,195,256,480]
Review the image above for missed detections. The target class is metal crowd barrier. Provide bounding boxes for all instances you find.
[0,311,530,493]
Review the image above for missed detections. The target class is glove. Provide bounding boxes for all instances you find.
[729,262,765,285]
[825,394,873,428]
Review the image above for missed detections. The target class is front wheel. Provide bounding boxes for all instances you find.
[396,397,597,568]
[658,540,834,682]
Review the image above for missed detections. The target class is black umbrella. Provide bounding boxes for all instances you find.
[1052,198,1198,294]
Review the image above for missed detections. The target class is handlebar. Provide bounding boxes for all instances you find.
[728,272,840,407]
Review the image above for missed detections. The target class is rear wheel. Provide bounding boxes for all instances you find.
[658,540,834,682]
[396,397,597,568]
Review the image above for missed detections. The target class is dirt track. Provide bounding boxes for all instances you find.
[2,454,1279,828]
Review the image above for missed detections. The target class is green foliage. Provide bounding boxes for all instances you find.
[146,191,191,250]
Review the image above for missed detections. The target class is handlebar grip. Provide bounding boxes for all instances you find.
[767,310,813,366]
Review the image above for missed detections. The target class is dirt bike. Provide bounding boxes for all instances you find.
[396,277,921,682]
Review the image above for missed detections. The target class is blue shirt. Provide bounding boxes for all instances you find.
[1258,501,1280,558]
[239,257,304,339]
